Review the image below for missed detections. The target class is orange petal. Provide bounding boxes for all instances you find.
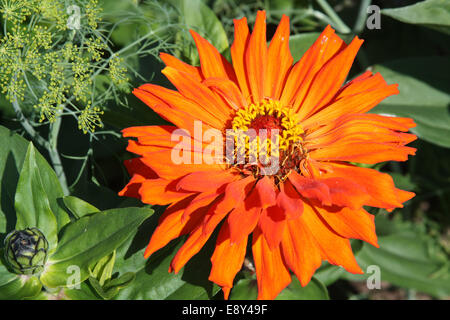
[306,112,415,141]
[288,171,332,206]
[201,176,256,236]
[135,149,224,181]
[309,141,416,164]
[144,196,205,259]
[133,87,218,132]
[322,163,414,210]
[169,208,225,273]
[139,178,193,205]
[202,77,247,110]
[281,216,322,286]
[252,226,291,300]
[182,192,220,222]
[209,221,247,298]
[302,82,399,129]
[259,205,286,249]
[245,10,267,103]
[122,125,176,139]
[314,205,378,247]
[278,181,304,220]
[190,29,236,81]
[280,25,344,108]
[264,15,293,100]
[176,170,239,193]
[296,36,363,121]
[301,202,363,274]
[320,177,370,209]
[227,201,261,245]
[253,176,276,209]
[231,17,251,101]
[160,52,203,82]
[119,158,158,198]
[161,66,232,122]
[206,175,256,222]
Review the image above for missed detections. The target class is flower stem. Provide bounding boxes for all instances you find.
[315,0,351,34]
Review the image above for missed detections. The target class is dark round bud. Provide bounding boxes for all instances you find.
[4,227,49,275]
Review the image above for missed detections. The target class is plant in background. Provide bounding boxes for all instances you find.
[0,135,153,300]
[0,0,174,194]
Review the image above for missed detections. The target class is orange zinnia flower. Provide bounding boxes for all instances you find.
[120,10,417,300]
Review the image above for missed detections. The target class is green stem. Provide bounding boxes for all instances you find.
[353,0,372,35]
[315,0,351,34]
[48,116,70,195]
[12,98,49,149]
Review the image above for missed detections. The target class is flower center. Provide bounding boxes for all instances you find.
[229,99,306,180]
[231,99,304,151]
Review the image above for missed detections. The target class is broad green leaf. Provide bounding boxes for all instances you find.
[315,263,346,286]
[63,196,100,219]
[371,57,450,148]
[0,126,33,236]
[230,276,329,300]
[112,215,220,300]
[63,282,101,300]
[33,151,70,233]
[14,144,58,253]
[342,215,450,298]
[382,0,450,35]
[40,207,153,288]
[0,125,69,239]
[0,274,42,300]
[289,32,320,61]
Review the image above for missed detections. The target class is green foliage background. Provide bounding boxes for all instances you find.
[0,0,449,300]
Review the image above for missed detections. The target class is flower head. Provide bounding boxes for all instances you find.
[120,11,416,299]
[4,227,49,275]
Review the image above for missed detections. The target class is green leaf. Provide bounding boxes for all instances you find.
[382,0,450,35]
[90,250,116,286]
[39,207,154,288]
[315,263,346,286]
[230,275,329,300]
[0,126,34,237]
[171,0,229,53]
[0,253,42,300]
[63,282,101,300]
[342,215,450,298]
[14,144,58,253]
[276,277,329,300]
[289,33,320,62]
[32,152,70,233]
[0,274,42,300]
[62,196,100,219]
[112,214,220,300]
[113,239,220,300]
[89,272,135,300]
[371,57,450,148]
[0,125,69,239]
